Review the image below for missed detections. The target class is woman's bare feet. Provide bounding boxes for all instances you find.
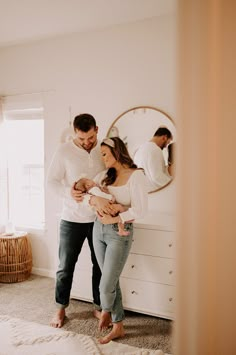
[50,308,65,328]
[99,310,112,331]
[93,309,101,320]
[99,322,125,344]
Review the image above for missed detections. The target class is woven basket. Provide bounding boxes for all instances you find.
[0,233,32,283]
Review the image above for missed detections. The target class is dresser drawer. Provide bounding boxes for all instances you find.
[132,228,175,258]
[122,253,175,285]
[121,277,175,319]
[74,244,92,271]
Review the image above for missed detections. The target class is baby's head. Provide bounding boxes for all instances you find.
[75,178,96,192]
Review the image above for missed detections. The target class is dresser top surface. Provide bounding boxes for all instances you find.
[134,212,176,231]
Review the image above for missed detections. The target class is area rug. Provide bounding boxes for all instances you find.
[0,315,168,355]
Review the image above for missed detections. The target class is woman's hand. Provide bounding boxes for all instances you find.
[71,182,84,202]
[90,196,117,215]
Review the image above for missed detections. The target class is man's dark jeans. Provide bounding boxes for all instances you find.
[55,219,101,309]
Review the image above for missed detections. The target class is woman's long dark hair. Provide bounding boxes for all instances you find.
[101,137,137,186]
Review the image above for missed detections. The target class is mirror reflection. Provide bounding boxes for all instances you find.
[107,106,176,193]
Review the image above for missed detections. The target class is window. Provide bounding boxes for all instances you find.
[0,95,45,230]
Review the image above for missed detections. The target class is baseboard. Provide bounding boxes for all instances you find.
[32,267,55,278]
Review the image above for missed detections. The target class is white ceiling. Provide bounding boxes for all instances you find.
[0,0,176,48]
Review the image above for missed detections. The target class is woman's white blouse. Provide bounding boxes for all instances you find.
[94,169,148,223]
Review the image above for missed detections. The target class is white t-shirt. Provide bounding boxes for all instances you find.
[134,141,172,192]
[47,140,105,223]
[94,169,148,223]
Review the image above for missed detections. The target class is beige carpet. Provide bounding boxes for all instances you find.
[0,275,173,353]
[0,315,168,355]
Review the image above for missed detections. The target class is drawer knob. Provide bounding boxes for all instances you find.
[169,297,173,302]
[169,270,173,275]
[131,290,137,295]
[168,243,173,247]
[131,265,135,269]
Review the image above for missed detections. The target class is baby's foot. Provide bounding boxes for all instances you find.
[118,230,130,236]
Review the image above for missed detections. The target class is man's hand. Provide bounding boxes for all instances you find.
[71,182,84,202]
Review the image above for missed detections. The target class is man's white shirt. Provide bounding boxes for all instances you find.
[47,140,105,222]
[134,141,171,192]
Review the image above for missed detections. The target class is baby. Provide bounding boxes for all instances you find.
[75,177,130,236]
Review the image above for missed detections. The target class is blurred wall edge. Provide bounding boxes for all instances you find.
[175,1,236,354]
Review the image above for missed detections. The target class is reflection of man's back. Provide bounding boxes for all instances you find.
[134,127,173,193]
[133,142,170,192]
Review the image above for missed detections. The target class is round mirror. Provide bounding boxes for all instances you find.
[107,106,176,193]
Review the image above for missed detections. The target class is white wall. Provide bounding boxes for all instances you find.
[0,14,176,275]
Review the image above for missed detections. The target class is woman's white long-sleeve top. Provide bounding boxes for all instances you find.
[94,169,148,223]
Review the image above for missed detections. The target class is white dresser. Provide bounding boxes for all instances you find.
[71,213,176,320]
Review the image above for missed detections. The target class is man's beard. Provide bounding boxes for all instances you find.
[81,140,97,152]
[82,143,93,151]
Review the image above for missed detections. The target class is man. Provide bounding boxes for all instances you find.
[134,126,173,192]
[47,113,105,328]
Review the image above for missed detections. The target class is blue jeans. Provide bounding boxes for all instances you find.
[55,220,101,309]
[93,220,133,323]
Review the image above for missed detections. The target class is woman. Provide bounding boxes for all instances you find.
[89,137,148,344]
[167,142,176,177]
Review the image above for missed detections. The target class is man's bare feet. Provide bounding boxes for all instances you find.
[93,309,101,320]
[99,310,112,331]
[50,308,65,328]
[99,322,125,344]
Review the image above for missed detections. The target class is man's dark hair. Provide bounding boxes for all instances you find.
[154,127,172,139]
[73,113,97,132]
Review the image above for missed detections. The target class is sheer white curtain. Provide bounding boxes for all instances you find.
[176,1,236,354]
[2,93,43,120]
[0,93,44,229]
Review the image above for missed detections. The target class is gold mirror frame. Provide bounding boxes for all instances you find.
[107,106,176,193]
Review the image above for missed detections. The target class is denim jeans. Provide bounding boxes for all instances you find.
[93,220,133,323]
[55,220,101,309]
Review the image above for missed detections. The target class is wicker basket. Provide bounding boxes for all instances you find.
[0,232,32,283]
